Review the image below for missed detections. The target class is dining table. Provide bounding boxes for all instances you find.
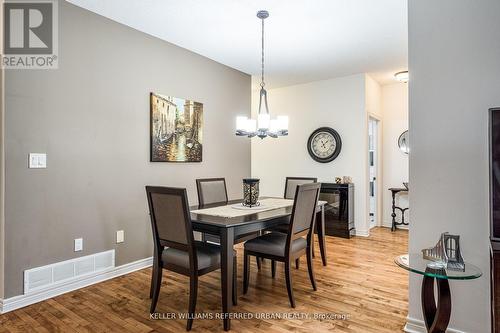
[190,197,327,331]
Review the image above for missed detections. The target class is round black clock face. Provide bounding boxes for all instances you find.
[307,127,342,163]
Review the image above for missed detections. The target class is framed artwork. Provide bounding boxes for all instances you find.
[150,93,203,162]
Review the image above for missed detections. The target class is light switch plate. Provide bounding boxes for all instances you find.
[29,153,47,168]
[116,230,124,243]
[74,238,83,252]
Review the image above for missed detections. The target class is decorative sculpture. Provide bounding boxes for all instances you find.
[422,232,465,271]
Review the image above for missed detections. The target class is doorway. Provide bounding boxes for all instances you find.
[368,117,380,229]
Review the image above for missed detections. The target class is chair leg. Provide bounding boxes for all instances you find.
[306,247,317,291]
[256,257,261,270]
[149,263,162,313]
[232,256,238,306]
[149,263,157,298]
[186,275,198,331]
[311,233,316,258]
[243,251,250,294]
[284,260,295,308]
[271,260,276,278]
[295,258,300,269]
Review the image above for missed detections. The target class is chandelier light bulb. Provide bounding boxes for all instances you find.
[246,119,257,133]
[236,116,248,132]
[277,116,289,131]
[258,113,270,130]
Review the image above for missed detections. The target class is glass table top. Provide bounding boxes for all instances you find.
[395,254,482,280]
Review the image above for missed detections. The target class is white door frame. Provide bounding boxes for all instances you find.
[367,113,383,228]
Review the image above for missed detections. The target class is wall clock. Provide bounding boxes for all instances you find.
[398,130,409,154]
[307,127,342,163]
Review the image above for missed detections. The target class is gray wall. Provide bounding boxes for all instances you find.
[3,1,250,297]
[408,0,500,331]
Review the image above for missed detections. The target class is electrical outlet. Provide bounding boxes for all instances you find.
[116,230,124,243]
[74,238,83,252]
[28,153,47,168]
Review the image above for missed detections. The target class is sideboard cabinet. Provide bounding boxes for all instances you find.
[319,183,355,238]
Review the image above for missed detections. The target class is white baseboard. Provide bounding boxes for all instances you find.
[381,222,409,230]
[382,219,409,229]
[0,256,153,314]
[404,316,466,333]
[355,229,370,237]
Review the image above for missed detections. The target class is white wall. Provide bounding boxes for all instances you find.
[408,0,500,331]
[366,75,383,119]
[251,73,372,236]
[382,83,409,228]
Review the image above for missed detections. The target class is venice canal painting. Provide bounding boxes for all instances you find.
[150,93,203,162]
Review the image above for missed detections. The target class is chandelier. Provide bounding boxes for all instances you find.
[236,10,288,139]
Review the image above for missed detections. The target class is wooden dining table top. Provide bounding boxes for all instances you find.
[190,198,293,228]
[190,197,326,228]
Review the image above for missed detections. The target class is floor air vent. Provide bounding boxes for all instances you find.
[24,250,115,294]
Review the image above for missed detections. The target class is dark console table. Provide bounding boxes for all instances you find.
[389,187,409,231]
[319,183,355,238]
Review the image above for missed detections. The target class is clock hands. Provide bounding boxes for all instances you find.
[320,139,330,149]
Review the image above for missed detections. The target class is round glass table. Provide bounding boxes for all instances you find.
[395,254,482,333]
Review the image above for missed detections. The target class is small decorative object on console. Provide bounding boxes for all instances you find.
[422,232,465,271]
[403,182,409,190]
[335,177,342,184]
[342,176,352,184]
[243,178,260,207]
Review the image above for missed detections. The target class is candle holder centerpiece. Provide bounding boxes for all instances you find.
[243,178,260,207]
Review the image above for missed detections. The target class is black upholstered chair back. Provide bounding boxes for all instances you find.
[196,178,228,207]
[284,177,318,200]
[288,183,321,236]
[146,186,196,264]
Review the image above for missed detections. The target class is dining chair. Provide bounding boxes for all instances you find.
[268,177,318,269]
[196,178,228,244]
[146,186,237,331]
[196,178,263,269]
[284,177,318,200]
[196,178,228,207]
[243,182,321,308]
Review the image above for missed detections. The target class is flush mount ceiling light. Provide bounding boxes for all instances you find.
[236,10,288,139]
[394,70,409,83]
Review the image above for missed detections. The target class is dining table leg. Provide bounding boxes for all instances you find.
[317,205,327,266]
[220,228,234,331]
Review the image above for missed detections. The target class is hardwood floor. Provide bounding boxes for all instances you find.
[0,227,408,332]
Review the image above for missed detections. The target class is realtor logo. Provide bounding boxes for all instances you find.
[2,0,58,69]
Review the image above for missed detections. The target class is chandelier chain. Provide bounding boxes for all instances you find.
[261,17,265,88]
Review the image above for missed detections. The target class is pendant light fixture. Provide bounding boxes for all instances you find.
[236,10,288,139]
[394,70,409,83]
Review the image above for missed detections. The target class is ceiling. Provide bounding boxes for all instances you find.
[68,0,408,88]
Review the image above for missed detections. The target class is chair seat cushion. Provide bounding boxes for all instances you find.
[244,232,307,257]
[162,241,236,271]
